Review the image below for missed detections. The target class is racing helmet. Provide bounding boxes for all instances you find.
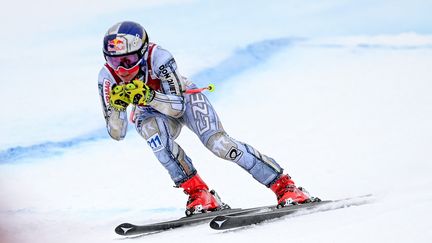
[103,21,149,81]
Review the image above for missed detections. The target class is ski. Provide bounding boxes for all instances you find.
[209,194,373,230]
[115,204,275,236]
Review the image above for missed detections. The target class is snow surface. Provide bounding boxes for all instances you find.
[1,0,432,243]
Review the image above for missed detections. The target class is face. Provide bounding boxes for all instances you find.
[115,65,140,83]
[106,54,142,83]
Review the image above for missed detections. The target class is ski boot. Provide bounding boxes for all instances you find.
[270,174,320,208]
[180,174,230,217]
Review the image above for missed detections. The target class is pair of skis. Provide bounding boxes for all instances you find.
[115,194,373,236]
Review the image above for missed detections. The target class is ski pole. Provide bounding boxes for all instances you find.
[184,84,215,94]
[129,105,137,123]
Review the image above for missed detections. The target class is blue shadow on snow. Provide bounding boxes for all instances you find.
[0,37,299,164]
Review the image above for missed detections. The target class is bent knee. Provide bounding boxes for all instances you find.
[205,132,243,161]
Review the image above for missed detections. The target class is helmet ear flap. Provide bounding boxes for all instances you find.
[140,42,148,56]
[139,32,149,58]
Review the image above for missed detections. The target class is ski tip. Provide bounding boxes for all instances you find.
[209,215,229,230]
[115,223,137,235]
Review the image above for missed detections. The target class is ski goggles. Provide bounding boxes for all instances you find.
[106,53,142,72]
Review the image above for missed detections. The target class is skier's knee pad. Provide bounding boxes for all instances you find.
[136,116,180,151]
[136,117,164,150]
[205,132,244,162]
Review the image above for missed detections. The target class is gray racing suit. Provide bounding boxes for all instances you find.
[98,43,284,187]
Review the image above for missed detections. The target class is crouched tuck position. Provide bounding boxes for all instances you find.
[98,21,313,216]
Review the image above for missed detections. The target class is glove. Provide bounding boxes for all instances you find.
[109,84,131,111]
[124,79,155,106]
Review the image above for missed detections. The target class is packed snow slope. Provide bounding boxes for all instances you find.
[1,1,432,243]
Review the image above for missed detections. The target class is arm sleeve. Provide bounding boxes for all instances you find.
[98,67,128,140]
[147,46,191,118]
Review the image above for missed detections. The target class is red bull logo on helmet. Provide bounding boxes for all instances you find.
[108,38,126,52]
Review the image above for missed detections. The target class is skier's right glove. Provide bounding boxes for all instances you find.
[109,84,131,111]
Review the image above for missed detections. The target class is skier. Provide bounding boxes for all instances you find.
[98,21,312,215]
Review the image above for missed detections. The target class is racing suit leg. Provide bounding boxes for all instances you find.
[135,107,197,186]
[182,93,284,187]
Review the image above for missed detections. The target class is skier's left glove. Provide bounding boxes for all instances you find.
[124,79,155,106]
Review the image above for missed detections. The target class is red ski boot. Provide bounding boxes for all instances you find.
[180,174,229,216]
[270,175,317,208]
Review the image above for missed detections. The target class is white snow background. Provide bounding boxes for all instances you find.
[1,0,432,242]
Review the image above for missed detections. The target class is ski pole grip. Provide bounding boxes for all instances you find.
[207,84,215,92]
[184,84,216,94]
